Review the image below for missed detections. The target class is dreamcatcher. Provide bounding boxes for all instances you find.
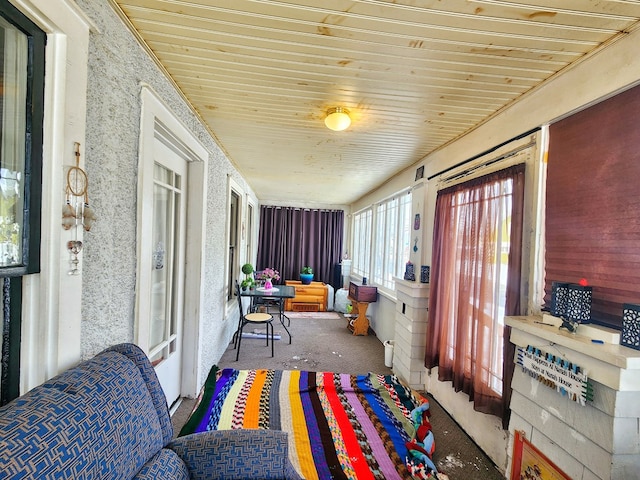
[62,143,97,274]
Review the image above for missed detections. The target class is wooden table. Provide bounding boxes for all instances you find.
[347,299,371,335]
[347,282,377,336]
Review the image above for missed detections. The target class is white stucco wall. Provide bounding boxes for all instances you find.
[74,1,255,389]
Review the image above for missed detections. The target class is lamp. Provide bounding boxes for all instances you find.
[622,303,640,350]
[324,107,351,131]
[559,284,592,333]
[550,281,570,317]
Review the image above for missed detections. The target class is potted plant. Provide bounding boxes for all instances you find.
[241,263,255,290]
[300,266,314,285]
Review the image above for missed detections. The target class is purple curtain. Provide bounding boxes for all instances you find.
[424,164,524,427]
[256,206,344,285]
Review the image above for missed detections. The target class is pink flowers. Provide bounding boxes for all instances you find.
[258,268,280,281]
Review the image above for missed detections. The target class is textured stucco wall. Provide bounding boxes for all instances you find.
[75,0,250,384]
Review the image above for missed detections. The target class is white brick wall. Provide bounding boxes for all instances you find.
[507,317,640,480]
[392,279,429,388]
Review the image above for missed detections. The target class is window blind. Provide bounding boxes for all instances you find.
[546,84,640,328]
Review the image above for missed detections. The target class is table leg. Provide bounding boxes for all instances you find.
[348,300,370,335]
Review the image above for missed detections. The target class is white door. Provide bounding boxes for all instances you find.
[146,140,187,407]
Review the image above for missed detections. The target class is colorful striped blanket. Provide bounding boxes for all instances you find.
[179,367,427,479]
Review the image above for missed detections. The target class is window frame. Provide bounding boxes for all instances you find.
[0,0,45,276]
[0,0,45,406]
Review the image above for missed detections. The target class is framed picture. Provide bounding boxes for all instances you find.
[415,165,424,181]
[511,431,570,480]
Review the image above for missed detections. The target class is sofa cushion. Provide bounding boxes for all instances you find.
[106,343,173,445]
[0,351,164,479]
[133,449,190,480]
[169,429,297,480]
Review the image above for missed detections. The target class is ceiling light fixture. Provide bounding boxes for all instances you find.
[324,107,351,131]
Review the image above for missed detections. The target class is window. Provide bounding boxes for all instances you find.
[372,193,412,290]
[0,0,45,405]
[0,2,44,275]
[425,164,525,421]
[352,190,412,291]
[227,189,240,301]
[246,201,254,263]
[351,208,371,278]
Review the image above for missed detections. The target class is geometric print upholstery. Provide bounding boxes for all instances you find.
[133,449,190,480]
[106,343,174,445]
[0,349,164,479]
[0,343,300,480]
[168,429,297,480]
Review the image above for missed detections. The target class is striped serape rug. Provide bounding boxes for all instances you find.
[179,367,427,479]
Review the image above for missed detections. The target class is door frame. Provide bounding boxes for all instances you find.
[137,84,208,398]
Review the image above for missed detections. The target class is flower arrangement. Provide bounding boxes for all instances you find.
[257,267,280,282]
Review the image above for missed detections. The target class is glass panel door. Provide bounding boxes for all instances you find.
[149,162,181,366]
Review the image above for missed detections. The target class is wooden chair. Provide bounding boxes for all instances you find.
[234,282,274,361]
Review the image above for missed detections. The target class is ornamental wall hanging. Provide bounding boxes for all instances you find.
[62,142,97,275]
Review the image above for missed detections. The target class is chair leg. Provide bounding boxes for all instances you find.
[270,321,274,357]
[232,313,244,349]
[235,321,244,361]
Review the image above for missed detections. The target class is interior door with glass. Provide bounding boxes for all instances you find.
[147,140,187,407]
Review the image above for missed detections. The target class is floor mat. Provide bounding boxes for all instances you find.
[286,311,341,319]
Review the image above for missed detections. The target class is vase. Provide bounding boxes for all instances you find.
[264,279,273,290]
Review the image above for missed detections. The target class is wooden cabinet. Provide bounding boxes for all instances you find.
[284,281,328,311]
[347,282,378,335]
[348,282,377,302]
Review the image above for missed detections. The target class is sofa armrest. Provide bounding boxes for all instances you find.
[168,429,301,480]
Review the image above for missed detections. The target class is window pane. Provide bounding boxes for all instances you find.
[373,203,385,285]
[352,208,372,278]
[398,194,412,277]
[352,190,411,292]
[0,18,28,267]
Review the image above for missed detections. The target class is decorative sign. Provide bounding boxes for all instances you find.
[517,346,593,406]
[510,430,571,480]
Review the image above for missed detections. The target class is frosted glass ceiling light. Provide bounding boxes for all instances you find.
[324,107,351,131]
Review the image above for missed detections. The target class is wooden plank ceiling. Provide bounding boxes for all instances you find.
[111,0,640,205]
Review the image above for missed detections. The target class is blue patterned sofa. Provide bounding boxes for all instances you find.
[0,343,301,479]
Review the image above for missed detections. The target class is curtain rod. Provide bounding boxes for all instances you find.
[427,127,540,181]
[441,140,534,184]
